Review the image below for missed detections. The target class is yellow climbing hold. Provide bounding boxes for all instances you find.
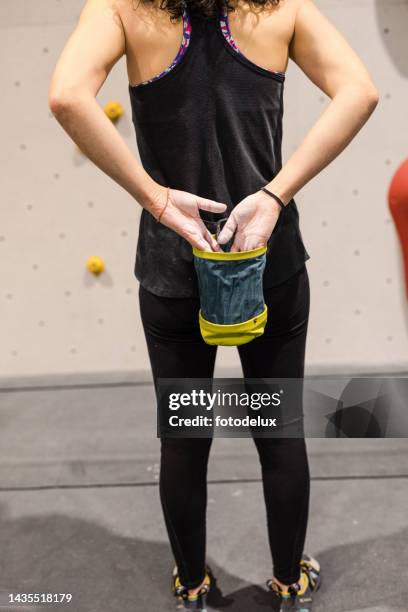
[87,256,105,275]
[104,101,124,122]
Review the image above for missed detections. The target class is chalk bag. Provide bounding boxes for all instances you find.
[192,244,268,346]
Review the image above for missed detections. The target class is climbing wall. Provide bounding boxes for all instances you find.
[0,0,407,384]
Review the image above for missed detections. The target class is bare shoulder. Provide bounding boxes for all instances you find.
[115,0,170,29]
[78,0,124,19]
[247,0,304,44]
[76,0,127,38]
[116,0,180,65]
[273,0,307,33]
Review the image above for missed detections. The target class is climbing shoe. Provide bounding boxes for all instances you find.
[266,553,321,611]
[172,565,213,611]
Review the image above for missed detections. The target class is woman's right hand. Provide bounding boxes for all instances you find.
[149,186,228,252]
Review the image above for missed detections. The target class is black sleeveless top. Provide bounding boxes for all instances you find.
[128,7,310,298]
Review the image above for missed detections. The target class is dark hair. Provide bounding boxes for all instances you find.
[140,0,281,21]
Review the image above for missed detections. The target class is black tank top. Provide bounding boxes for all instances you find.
[128,7,310,298]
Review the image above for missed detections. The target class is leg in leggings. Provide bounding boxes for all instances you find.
[138,263,310,589]
[139,285,217,590]
[237,264,311,585]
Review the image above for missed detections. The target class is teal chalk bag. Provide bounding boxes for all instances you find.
[192,243,268,346]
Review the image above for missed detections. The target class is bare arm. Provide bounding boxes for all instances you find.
[48,0,163,210]
[265,0,380,204]
[48,0,226,251]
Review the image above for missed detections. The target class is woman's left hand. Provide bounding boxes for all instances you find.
[217,190,283,252]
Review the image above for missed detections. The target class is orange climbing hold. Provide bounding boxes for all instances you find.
[388,158,408,300]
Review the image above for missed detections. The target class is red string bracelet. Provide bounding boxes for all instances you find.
[157,186,170,223]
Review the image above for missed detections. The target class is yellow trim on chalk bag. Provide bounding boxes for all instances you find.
[199,305,268,346]
[193,244,267,261]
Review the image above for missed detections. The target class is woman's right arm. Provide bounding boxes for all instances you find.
[48,0,226,251]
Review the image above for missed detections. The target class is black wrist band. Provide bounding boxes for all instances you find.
[261,187,286,210]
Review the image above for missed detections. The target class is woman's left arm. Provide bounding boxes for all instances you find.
[218,0,379,251]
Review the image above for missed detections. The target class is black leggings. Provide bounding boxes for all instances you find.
[139,264,311,589]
